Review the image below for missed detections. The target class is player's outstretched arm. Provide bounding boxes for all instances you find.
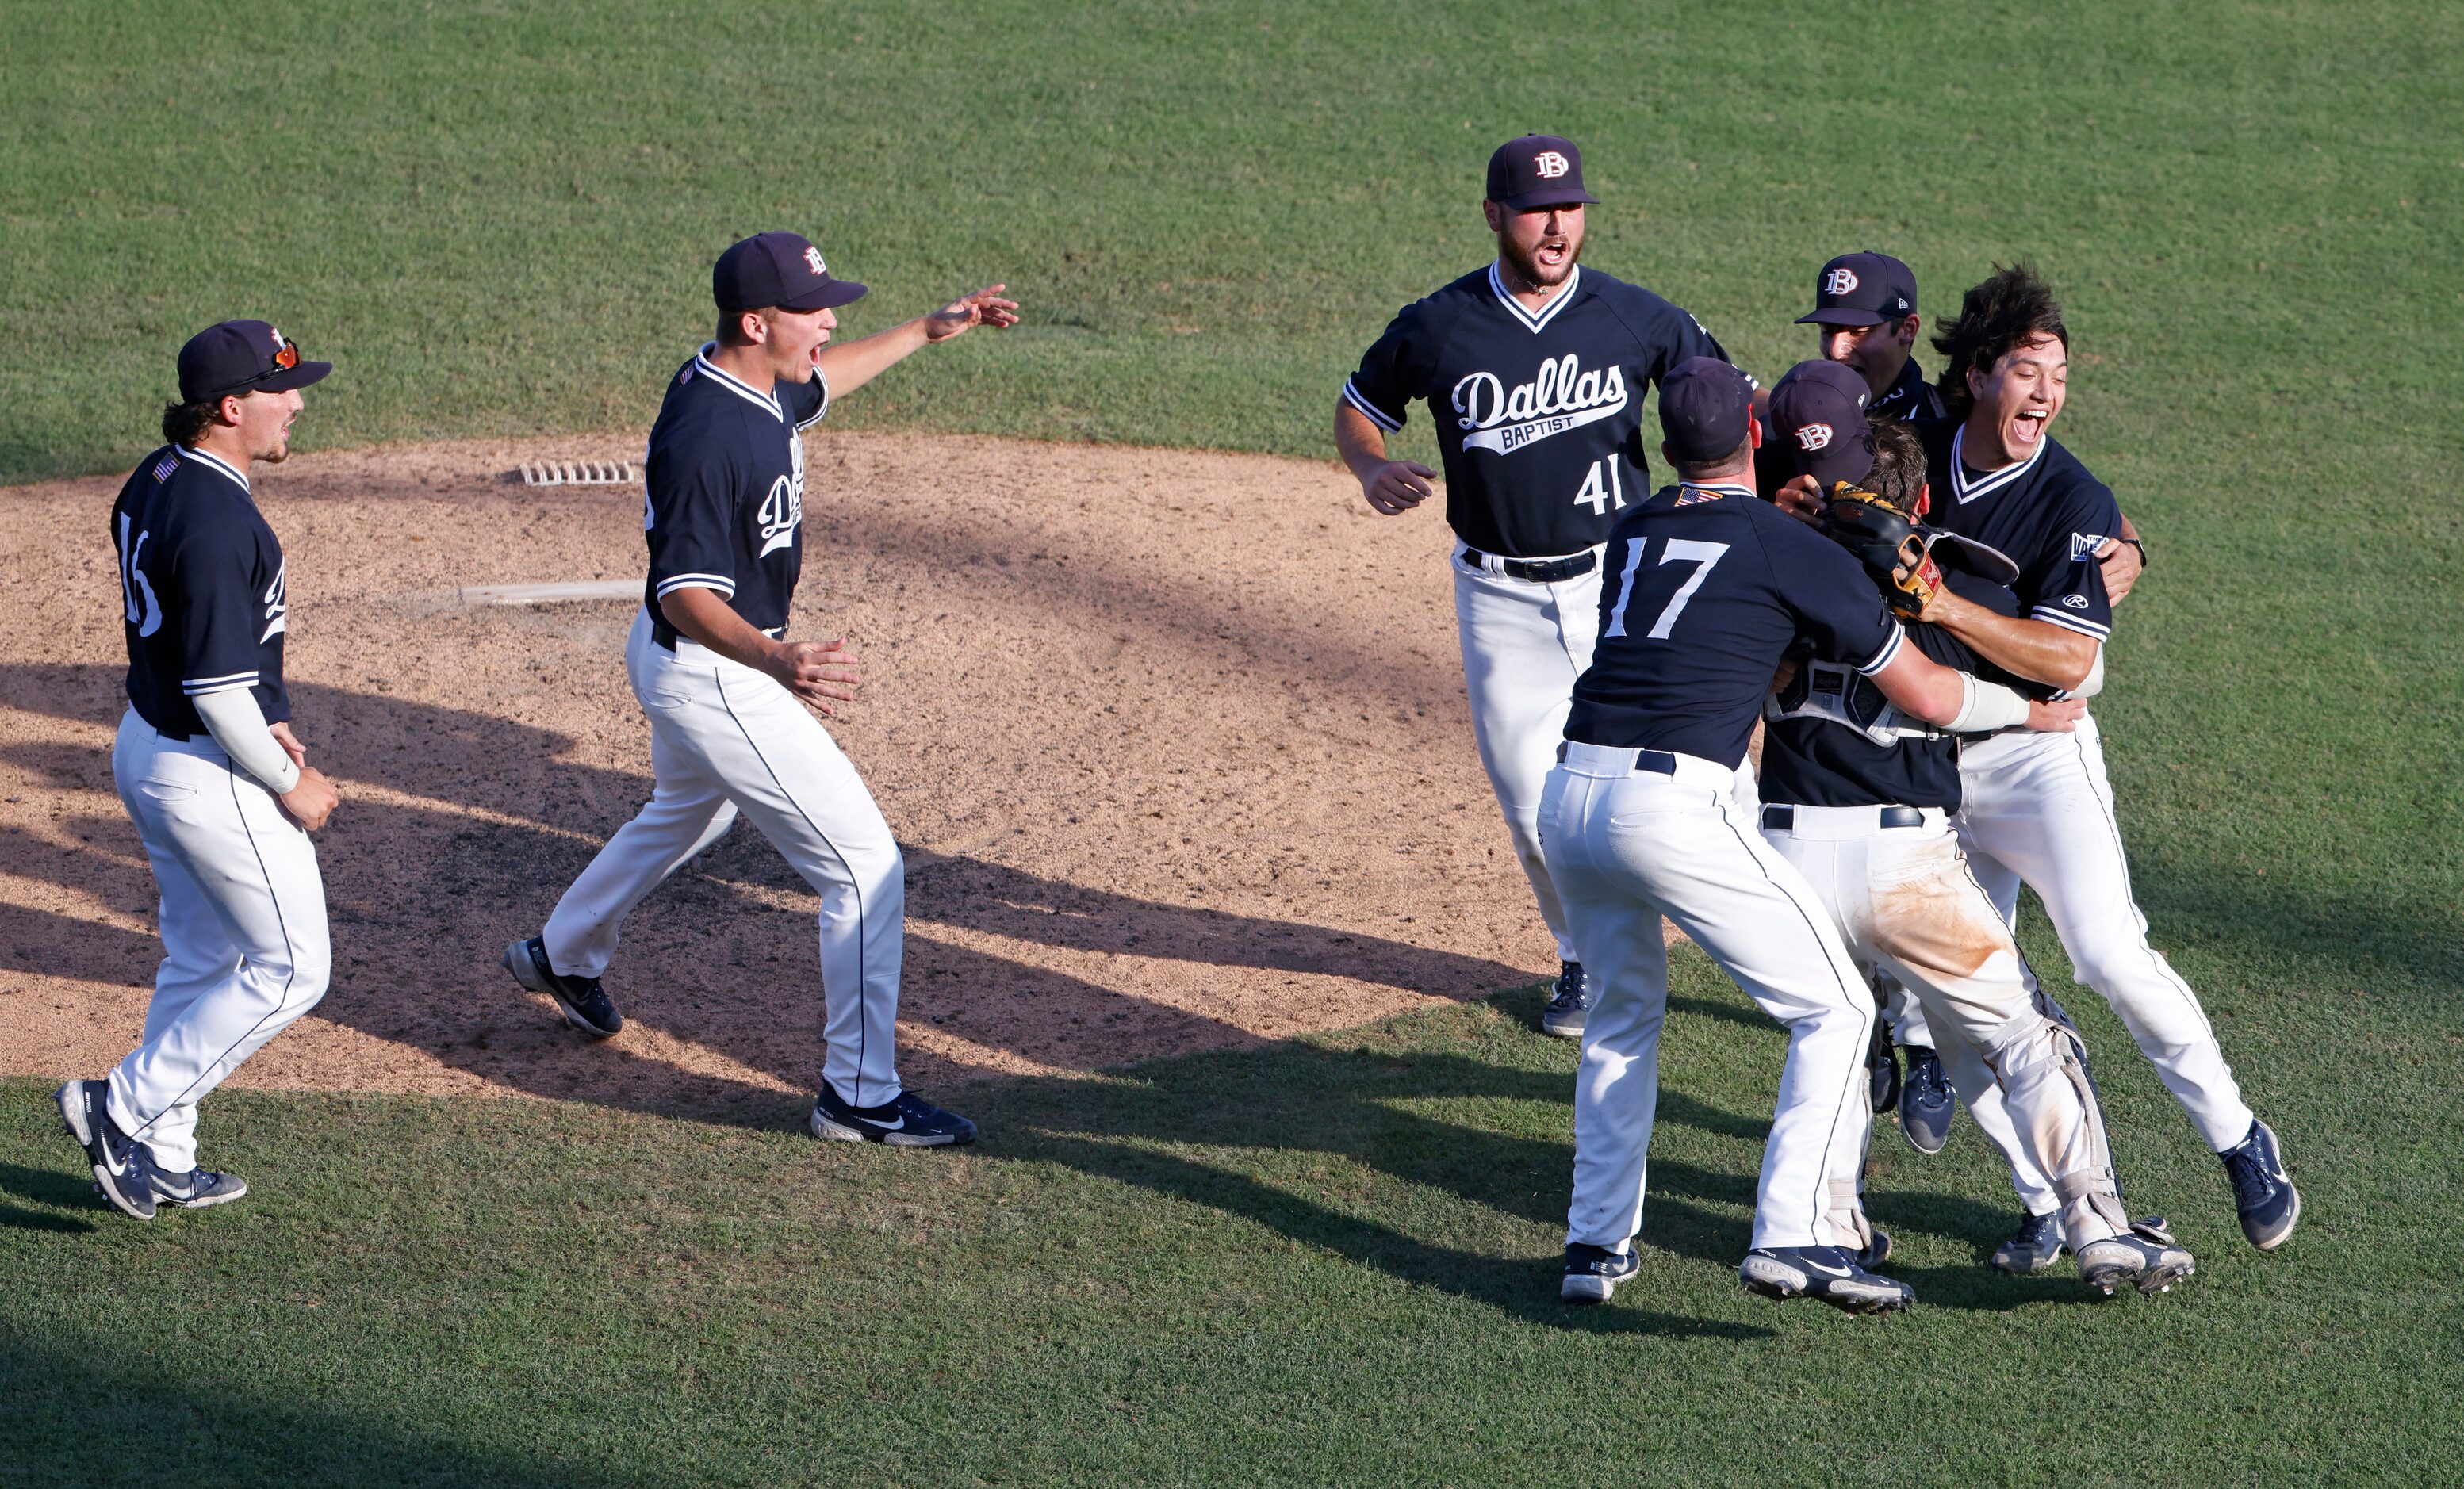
[1921,588,2100,693]
[1335,400,1435,516]
[1867,642,2079,733]
[658,586,863,715]
[814,284,1021,398]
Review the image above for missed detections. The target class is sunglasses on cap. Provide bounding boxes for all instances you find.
[205,335,302,399]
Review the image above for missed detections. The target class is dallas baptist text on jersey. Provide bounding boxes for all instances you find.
[1344,265,1738,559]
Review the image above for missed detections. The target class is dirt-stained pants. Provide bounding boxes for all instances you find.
[1761,804,2135,1250]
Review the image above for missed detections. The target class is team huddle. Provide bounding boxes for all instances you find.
[62,132,2294,1315]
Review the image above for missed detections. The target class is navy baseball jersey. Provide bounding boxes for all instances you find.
[1870,356,1948,423]
[1565,481,1903,768]
[642,345,829,647]
[1918,421,2117,649]
[111,446,291,739]
[1757,572,2009,810]
[1344,266,1739,558]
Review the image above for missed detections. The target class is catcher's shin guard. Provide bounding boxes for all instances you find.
[1988,1016,2130,1246]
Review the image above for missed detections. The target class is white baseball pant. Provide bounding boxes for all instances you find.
[1761,806,2133,1249]
[1892,715,2255,1211]
[542,608,906,1107]
[1541,743,1872,1254]
[106,707,332,1175]
[1451,544,1600,966]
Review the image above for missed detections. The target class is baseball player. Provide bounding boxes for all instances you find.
[1542,359,2066,1314]
[59,321,340,1219]
[504,232,1017,1147]
[1768,257,2144,1154]
[1335,134,1747,1040]
[1758,402,2198,1297]
[1895,265,2298,1269]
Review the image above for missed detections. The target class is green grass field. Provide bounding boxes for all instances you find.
[6,952,2459,1486]
[6,1,2462,1483]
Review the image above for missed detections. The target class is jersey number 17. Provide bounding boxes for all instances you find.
[1604,538,1729,640]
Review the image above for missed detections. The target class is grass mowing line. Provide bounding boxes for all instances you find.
[5,928,2460,1485]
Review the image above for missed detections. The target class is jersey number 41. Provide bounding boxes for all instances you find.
[1573,457,1629,516]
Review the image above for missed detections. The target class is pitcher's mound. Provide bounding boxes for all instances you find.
[0,432,1561,1118]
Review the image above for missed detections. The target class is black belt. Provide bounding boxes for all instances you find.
[1761,805,1926,831]
[1557,741,1677,775]
[1462,547,1597,584]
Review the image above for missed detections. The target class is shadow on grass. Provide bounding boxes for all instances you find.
[970,1011,1795,1337]
[0,1160,99,1234]
[0,1342,599,1488]
[967,981,2129,1322]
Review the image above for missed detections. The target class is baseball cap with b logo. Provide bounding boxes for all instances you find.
[176,320,331,403]
[713,231,870,316]
[1486,134,1600,211]
[1796,251,1918,327]
[1769,359,1875,488]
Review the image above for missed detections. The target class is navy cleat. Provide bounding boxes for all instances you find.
[1897,1044,1956,1155]
[1739,1246,1914,1315]
[56,1080,158,1220]
[1991,1208,2067,1274]
[1865,1016,1901,1114]
[2077,1218,2196,1297]
[2219,1120,2301,1251]
[504,936,622,1038]
[155,1168,249,1209]
[1561,1242,1640,1304]
[810,1086,978,1148]
[1539,962,1591,1039]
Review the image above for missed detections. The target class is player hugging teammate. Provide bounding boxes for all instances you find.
[1339,140,2297,1313]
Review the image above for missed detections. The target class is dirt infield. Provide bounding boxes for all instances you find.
[0,431,1573,1119]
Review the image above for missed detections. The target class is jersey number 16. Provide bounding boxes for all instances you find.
[1604,538,1729,640]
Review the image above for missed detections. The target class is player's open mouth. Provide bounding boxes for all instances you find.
[2010,408,2049,445]
[1536,240,1569,266]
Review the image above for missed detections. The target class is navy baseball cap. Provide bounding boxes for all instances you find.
[1485,134,1599,212]
[1658,357,1756,463]
[1796,251,1918,327]
[1770,359,1875,488]
[714,232,868,316]
[176,320,331,404]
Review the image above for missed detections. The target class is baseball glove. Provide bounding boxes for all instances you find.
[1818,482,2022,619]
[1821,484,1941,618]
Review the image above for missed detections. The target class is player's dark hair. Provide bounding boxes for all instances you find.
[1932,263,2067,420]
[1669,434,1753,483]
[1863,416,1926,508]
[715,307,774,348]
[161,398,220,448]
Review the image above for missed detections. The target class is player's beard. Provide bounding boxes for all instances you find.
[1498,228,1583,293]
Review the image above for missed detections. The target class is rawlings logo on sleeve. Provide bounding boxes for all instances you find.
[1452,354,1629,454]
